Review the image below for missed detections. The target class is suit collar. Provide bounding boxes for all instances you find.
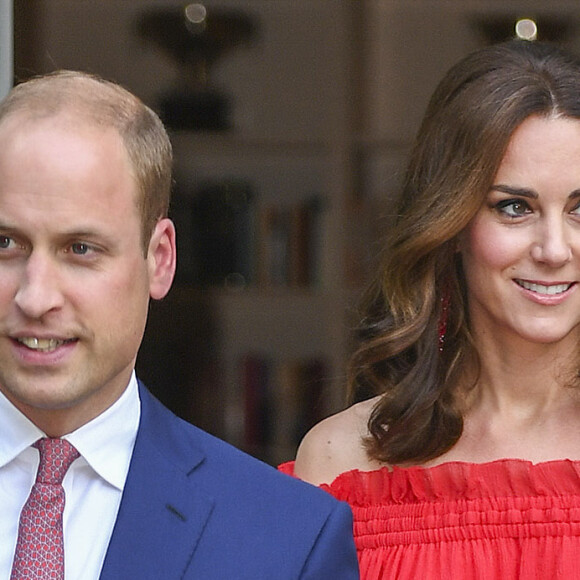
[100,383,214,579]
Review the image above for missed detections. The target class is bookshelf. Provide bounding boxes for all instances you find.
[161,0,358,463]
[15,0,580,465]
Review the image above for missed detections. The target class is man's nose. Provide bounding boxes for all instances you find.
[14,251,65,318]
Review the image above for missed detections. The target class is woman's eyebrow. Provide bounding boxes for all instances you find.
[490,184,580,201]
[490,184,538,198]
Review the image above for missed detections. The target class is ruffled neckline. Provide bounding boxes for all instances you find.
[280,458,580,505]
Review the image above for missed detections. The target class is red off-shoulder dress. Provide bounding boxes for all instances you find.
[279,459,580,579]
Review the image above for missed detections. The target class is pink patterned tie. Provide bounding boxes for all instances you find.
[10,438,80,579]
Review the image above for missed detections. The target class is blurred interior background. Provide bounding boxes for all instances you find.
[3,0,579,465]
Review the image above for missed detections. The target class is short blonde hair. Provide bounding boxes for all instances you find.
[0,70,172,254]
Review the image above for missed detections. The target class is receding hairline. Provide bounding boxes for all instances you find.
[0,101,143,223]
[0,70,174,253]
[0,70,145,125]
[0,74,143,204]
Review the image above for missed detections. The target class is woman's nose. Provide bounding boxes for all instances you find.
[530,220,573,267]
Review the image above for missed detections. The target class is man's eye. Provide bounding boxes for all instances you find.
[70,243,90,255]
[0,236,14,249]
[495,199,531,218]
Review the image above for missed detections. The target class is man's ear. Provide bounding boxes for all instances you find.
[147,218,177,300]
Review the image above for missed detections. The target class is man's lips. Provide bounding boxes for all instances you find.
[15,337,77,352]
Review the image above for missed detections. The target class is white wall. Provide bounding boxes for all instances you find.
[0,0,12,99]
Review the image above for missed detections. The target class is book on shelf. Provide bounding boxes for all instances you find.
[174,178,325,289]
[257,195,325,288]
[239,353,328,462]
[188,179,256,287]
[241,355,272,449]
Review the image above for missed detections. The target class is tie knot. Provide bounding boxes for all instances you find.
[33,438,80,485]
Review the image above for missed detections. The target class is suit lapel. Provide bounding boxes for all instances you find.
[100,384,214,579]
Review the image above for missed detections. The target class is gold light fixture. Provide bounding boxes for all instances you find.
[471,14,574,44]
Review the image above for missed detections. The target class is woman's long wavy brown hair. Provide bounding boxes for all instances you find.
[349,40,580,465]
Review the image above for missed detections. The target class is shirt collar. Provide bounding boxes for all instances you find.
[0,372,141,491]
[0,389,44,468]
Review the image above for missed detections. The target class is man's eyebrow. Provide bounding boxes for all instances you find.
[0,222,21,234]
[0,224,112,244]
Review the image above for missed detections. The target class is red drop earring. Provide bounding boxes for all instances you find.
[438,285,451,353]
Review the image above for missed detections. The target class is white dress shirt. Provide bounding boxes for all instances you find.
[0,372,140,580]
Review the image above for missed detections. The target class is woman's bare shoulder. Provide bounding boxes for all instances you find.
[293,396,383,486]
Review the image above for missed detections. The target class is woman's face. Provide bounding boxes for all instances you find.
[459,114,580,347]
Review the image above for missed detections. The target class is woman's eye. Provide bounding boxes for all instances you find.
[495,199,531,218]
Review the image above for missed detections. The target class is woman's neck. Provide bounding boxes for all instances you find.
[438,333,580,466]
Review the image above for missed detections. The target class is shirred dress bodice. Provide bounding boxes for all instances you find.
[279,459,580,579]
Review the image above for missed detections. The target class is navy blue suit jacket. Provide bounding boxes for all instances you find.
[99,382,359,579]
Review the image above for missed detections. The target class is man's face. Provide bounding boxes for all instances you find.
[0,113,175,435]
